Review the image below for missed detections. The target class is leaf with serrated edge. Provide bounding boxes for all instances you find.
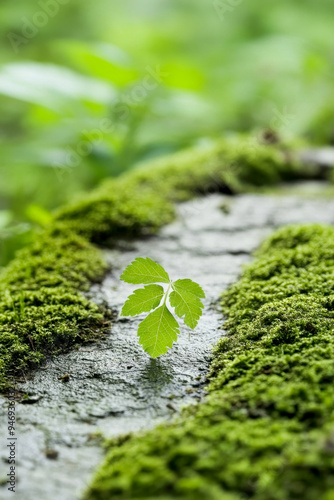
[169,279,205,329]
[137,304,179,357]
[120,257,170,285]
[172,279,205,299]
[121,285,164,316]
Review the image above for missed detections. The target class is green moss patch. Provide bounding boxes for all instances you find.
[85,224,334,500]
[0,137,307,390]
[55,138,301,242]
[0,229,108,390]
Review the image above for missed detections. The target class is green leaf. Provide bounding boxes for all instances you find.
[120,257,170,284]
[0,63,116,111]
[120,259,205,357]
[169,279,205,329]
[172,279,205,299]
[0,210,12,230]
[121,285,164,316]
[137,304,179,357]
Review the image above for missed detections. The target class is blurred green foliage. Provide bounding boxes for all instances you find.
[0,0,334,266]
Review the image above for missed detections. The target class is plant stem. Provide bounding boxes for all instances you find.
[163,282,172,306]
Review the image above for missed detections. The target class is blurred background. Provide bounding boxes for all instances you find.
[0,0,334,266]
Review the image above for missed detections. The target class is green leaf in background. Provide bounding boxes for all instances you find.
[137,304,179,358]
[55,40,138,86]
[0,63,116,111]
[0,210,13,230]
[120,257,170,284]
[161,61,204,91]
[169,279,205,329]
[121,284,164,316]
[1,0,334,273]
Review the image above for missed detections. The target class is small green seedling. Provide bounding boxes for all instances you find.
[120,257,205,358]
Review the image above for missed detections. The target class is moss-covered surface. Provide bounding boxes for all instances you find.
[0,137,309,390]
[85,224,334,500]
[55,138,301,242]
[0,229,109,390]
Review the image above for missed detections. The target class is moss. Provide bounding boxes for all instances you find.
[84,224,334,500]
[0,136,307,390]
[0,229,108,390]
[55,137,302,242]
